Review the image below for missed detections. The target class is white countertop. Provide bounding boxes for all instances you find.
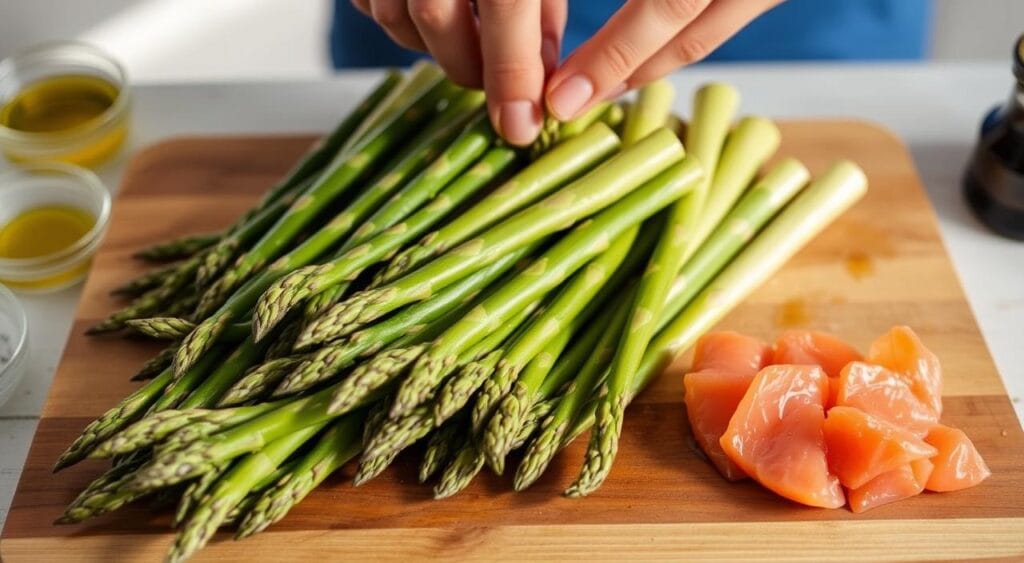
[2,63,1023,531]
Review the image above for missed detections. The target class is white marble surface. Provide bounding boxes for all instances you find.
[2,63,1023,532]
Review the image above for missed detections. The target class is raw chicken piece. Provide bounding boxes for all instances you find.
[924,424,991,492]
[835,361,939,437]
[771,330,863,407]
[684,332,771,480]
[720,364,845,508]
[847,459,933,513]
[867,326,943,416]
[823,406,937,489]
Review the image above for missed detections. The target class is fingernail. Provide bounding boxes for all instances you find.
[606,82,627,100]
[541,37,559,76]
[499,100,542,147]
[547,75,594,121]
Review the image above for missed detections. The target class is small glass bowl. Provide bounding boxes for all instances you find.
[0,162,111,293]
[0,282,29,408]
[0,40,131,167]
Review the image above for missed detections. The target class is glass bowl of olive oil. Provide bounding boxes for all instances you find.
[0,163,110,293]
[0,41,131,167]
[0,281,29,408]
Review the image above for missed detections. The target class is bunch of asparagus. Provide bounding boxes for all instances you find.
[59,62,867,562]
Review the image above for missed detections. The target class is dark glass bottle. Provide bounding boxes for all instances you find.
[964,34,1024,240]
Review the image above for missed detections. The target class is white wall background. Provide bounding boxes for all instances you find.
[0,0,1022,82]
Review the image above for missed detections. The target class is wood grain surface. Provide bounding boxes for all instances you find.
[3,121,1023,561]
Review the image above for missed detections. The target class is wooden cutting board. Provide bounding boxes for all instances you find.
[3,121,1023,562]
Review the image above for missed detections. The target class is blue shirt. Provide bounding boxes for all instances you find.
[331,0,930,68]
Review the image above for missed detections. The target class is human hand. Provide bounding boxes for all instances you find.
[352,0,782,146]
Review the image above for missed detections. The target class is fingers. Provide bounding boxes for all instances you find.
[351,0,371,16]
[369,0,427,51]
[477,0,546,146]
[546,0,712,120]
[408,0,483,88]
[628,0,782,86]
[540,0,568,77]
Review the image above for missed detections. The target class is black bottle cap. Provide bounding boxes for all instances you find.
[1016,34,1024,82]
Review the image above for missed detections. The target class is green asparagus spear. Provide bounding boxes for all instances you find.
[54,369,174,471]
[217,356,304,407]
[514,291,635,491]
[280,245,536,401]
[254,69,403,210]
[401,155,700,420]
[111,262,183,297]
[685,116,781,257]
[419,416,464,482]
[236,415,363,538]
[87,253,203,334]
[197,184,306,289]
[124,317,245,341]
[482,328,571,473]
[54,455,147,524]
[134,233,220,262]
[569,82,754,497]
[253,109,499,339]
[340,62,444,156]
[433,350,501,425]
[469,211,656,430]
[480,80,671,460]
[194,79,457,318]
[167,422,328,563]
[621,80,675,146]
[299,127,682,349]
[561,161,811,496]
[355,301,541,475]
[515,160,810,491]
[123,374,387,491]
[174,463,228,526]
[428,285,546,425]
[432,399,552,498]
[433,440,484,499]
[377,122,621,284]
[559,164,867,488]
[131,344,176,381]
[90,408,235,458]
[175,82,471,378]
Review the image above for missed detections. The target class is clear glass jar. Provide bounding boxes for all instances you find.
[0,163,111,293]
[0,281,29,408]
[0,40,131,167]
